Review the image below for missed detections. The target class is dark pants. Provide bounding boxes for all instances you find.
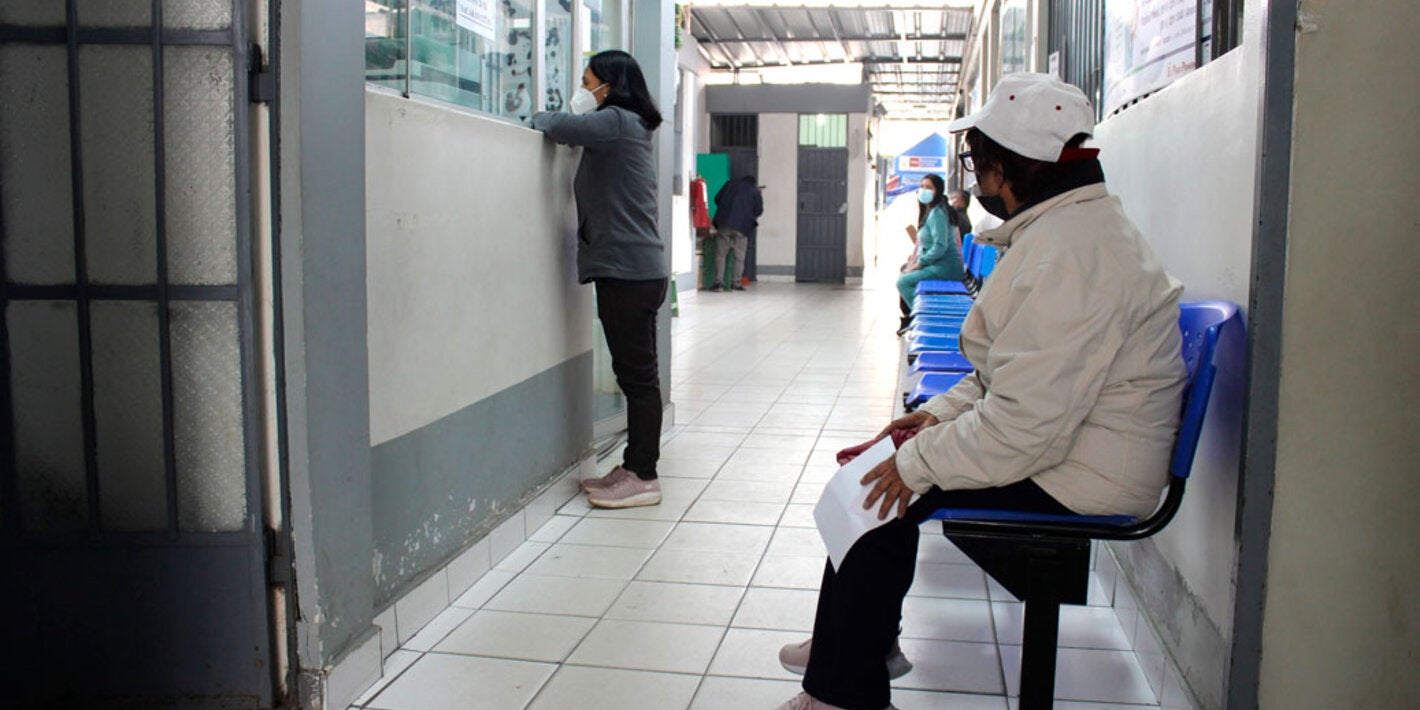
[594,277,668,480]
[803,479,1071,710]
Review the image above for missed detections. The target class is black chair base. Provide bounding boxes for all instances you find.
[946,529,1092,710]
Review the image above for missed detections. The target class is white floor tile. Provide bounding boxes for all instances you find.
[560,518,676,548]
[713,460,804,483]
[492,540,550,573]
[683,499,787,526]
[352,649,420,707]
[740,433,818,453]
[689,676,803,710]
[527,514,580,543]
[777,504,818,528]
[657,458,726,479]
[751,554,827,590]
[731,587,819,632]
[900,597,996,643]
[567,619,726,675]
[450,569,516,610]
[766,526,828,558]
[1000,646,1157,705]
[664,431,750,449]
[790,481,826,505]
[521,542,654,580]
[434,610,596,663]
[637,548,763,587]
[528,666,700,710]
[365,653,554,710]
[483,573,627,618]
[605,580,746,626]
[908,563,990,601]
[662,521,775,554]
[401,606,473,652]
[661,442,740,462]
[892,689,1010,710]
[700,478,796,504]
[724,446,812,468]
[706,628,806,681]
[992,603,1133,650]
[893,638,1004,695]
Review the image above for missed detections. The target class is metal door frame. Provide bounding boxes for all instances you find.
[0,0,278,705]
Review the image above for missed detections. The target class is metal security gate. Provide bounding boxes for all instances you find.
[795,114,848,283]
[0,1,274,706]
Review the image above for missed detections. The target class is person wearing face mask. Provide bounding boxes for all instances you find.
[774,73,1187,710]
[530,51,668,509]
[893,173,965,335]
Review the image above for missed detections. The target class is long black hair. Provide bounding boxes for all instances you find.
[917,173,949,228]
[587,50,663,130]
[964,128,1090,205]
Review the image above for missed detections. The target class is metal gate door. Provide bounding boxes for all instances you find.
[795,147,848,282]
[0,2,273,706]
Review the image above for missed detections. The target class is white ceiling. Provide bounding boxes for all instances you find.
[687,4,976,119]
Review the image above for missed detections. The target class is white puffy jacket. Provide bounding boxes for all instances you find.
[895,183,1187,518]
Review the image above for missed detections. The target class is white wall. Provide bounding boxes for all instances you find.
[846,112,869,272]
[757,113,799,270]
[1259,2,1420,707]
[365,90,593,445]
[1089,3,1265,705]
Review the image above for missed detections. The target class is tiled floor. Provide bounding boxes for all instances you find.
[350,277,1169,710]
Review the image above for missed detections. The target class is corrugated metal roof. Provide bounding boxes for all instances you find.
[689,5,974,118]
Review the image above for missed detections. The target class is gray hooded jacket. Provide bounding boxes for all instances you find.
[531,106,668,283]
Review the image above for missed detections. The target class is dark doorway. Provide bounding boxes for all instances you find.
[710,114,760,279]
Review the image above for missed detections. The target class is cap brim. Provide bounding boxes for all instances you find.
[946,114,978,133]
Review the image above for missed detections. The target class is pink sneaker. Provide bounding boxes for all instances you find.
[581,465,633,494]
[778,637,912,679]
[587,472,661,509]
[774,692,895,710]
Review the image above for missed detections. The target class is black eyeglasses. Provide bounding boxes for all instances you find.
[958,151,975,173]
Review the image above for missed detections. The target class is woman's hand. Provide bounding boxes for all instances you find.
[877,410,938,439]
[861,456,915,520]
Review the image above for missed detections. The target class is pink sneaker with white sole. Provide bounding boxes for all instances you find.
[587,472,661,508]
[581,465,633,494]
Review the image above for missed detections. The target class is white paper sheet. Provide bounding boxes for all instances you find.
[813,436,919,571]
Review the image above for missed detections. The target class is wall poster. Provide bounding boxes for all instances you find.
[456,0,497,41]
[1103,0,1198,115]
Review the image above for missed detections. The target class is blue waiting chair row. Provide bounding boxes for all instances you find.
[902,235,1002,410]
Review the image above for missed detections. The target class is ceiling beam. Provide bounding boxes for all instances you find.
[695,32,967,44]
[702,55,962,70]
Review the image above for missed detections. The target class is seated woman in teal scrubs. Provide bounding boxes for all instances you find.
[896,173,966,333]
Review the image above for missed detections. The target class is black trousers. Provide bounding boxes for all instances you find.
[803,479,1072,710]
[594,277,668,480]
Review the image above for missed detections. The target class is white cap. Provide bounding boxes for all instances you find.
[948,73,1096,162]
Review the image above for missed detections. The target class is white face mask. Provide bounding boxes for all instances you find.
[917,188,936,205]
[569,84,605,114]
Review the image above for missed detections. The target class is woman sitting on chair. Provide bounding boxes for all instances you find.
[895,173,965,335]
[775,73,1189,710]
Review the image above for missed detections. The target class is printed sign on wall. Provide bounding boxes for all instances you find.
[456,0,497,41]
[1103,0,1198,115]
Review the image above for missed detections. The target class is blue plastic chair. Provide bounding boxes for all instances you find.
[907,333,959,356]
[923,300,1240,709]
[903,371,970,410]
[910,351,973,375]
[914,279,969,297]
